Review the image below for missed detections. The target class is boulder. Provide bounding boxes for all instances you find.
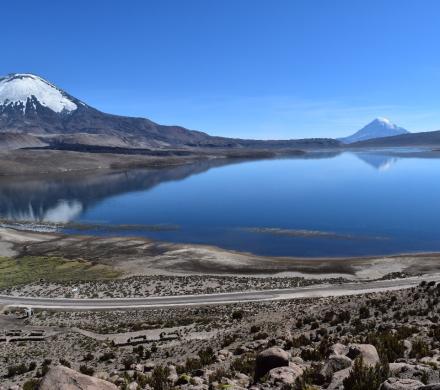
[327,367,351,390]
[321,354,353,378]
[268,363,303,385]
[235,373,251,387]
[380,377,424,390]
[330,343,349,356]
[127,382,138,390]
[389,362,439,384]
[40,365,117,390]
[254,347,289,380]
[347,344,380,367]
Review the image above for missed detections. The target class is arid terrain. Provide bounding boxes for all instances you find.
[2,279,440,389]
[1,227,440,389]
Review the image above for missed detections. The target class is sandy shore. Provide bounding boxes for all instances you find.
[2,227,440,281]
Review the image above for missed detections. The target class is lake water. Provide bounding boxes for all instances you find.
[1,151,440,257]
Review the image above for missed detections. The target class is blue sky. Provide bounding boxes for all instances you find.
[3,0,440,139]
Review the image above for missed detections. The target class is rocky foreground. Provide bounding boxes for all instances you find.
[2,279,440,389]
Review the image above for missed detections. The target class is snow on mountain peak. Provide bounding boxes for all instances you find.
[375,117,392,125]
[339,118,410,144]
[0,73,77,114]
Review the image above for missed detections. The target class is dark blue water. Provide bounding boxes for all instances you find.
[2,151,440,257]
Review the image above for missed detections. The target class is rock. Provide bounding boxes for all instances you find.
[144,361,155,372]
[127,382,138,390]
[134,364,144,372]
[268,364,303,385]
[321,354,353,378]
[346,344,380,367]
[235,373,250,387]
[234,345,250,355]
[327,367,352,390]
[389,362,439,384]
[191,376,205,386]
[40,365,117,390]
[291,356,304,365]
[95,371,110,381]
[380,377,424,390]
[330,343,349,356]
[404,340,412,356]
[255,347,289,380]
[418,385,440,390]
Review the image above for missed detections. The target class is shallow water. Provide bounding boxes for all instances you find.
[1,151,440,257]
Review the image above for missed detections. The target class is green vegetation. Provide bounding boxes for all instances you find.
[0,256,120,287]
[23,379,40,390]
[343,357,389,390]
[365,331,405,362]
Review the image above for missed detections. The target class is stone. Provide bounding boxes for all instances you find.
[254,347,289,380]
[418,385,440,390]
[389,362,439,384]
[380,377,424,390]
[235,373,250,387]
[144,361,155,372]
[330,343,349,356]
[95,371,110,381]
[346,344,380,367]
[327,367,352,390]
[321,354,353,378]
[268,364,303,385]
[40,365,117,390]
[127,382,138,390]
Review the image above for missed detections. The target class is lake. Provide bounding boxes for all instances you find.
[1,150,440,257]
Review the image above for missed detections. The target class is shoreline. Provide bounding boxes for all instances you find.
[2,227,440,282]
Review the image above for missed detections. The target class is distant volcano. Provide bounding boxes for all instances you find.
[339,118,410,144]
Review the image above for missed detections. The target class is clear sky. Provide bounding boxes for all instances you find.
[3,0,440,139]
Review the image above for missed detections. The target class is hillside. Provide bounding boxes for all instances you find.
[0,74,338,151]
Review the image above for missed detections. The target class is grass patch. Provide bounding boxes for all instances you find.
[0,256,121,287]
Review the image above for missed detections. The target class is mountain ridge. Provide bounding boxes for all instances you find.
[0,73,338,151]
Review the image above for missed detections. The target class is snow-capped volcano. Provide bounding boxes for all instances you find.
[339,118,410,144]
[0,73,78,114]
[0,72,340,150]
[0,72,210,145]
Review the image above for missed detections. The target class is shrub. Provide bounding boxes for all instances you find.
[185,357,202,372]
[23,379,40,390]
[79,365,94,376]
[300,348,322,361]
[209,367,229,383]
[294,365,325,389]
[410,339,430,359]
[337,310,351,323]
[59,358,71,368]
[250,325,260,333]
[198,347,216,366]
[99,351,115,362]
[83,353,94,362]
[232,310,244,320]
[6,363,29,377]
[359,306,370,319]
[145,366,170,390]
[291,334,311,348]
[230,354,255,376]
[253,332,269,340]
[122,355,135,370]
[343,357,389,390]
[365,331,405,362]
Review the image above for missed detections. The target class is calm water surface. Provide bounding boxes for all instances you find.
[1,151,440,257]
